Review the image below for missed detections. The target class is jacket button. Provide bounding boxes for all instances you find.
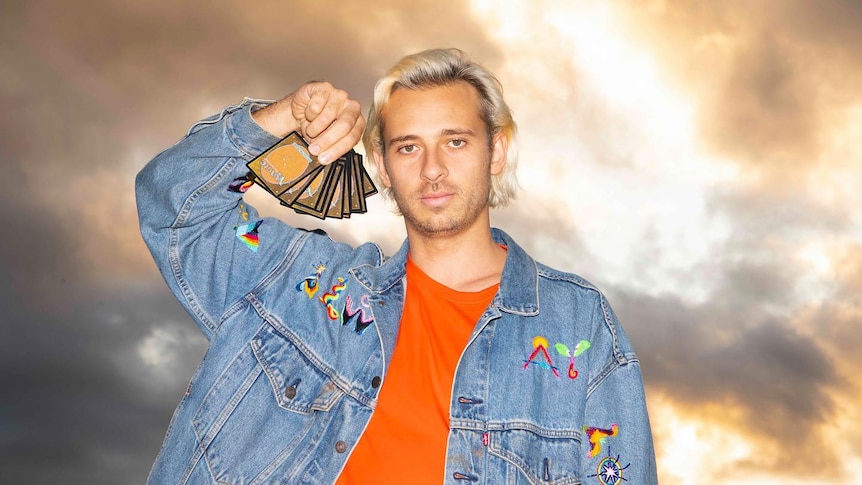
[335,441,348,453]
[371,376,381,388]
[285,386,297,399]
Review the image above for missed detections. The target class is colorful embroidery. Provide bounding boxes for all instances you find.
[524,336,593,380]
[341,294,374,334]
[301,272,375,335]
[584,424,619,458]
[319,278,347,319]
[228,173,255,193]
[523,336,561,378]
[296,263,327,298]
[235,220,262,252]
[587,447,630,485]
[237,203,249,221]
[555,340,591,379]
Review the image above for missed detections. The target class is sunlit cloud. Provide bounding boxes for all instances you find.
[648,395,755,485]
[472,0,738,299]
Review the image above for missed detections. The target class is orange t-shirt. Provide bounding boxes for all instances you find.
[336,257,499,484]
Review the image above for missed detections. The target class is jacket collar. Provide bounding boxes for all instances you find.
[351,228,539,316]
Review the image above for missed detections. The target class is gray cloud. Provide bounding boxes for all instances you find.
[0,182,207,482]
[800,245,862,373]
[613,290,845,477]
[704,33,821,172]
[605,182,858,478]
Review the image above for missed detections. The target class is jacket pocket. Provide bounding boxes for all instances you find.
[192,321,343,485]
[488,427,582,485]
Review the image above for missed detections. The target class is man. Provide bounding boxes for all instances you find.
[137,48,657,484]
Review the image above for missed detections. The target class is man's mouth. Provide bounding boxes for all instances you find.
[420,191,454,208]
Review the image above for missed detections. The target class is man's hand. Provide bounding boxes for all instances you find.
[251,82,366,164]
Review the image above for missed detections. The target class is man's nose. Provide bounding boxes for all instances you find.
[420,147,448,182]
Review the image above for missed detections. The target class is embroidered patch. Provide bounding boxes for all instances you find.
[228,173,255,193]
[555,339,591,379]
[304,273,375,335]
[319,278,347,319]
[235,220,262,252]
[296,263,327,298]
[584,424,619,458]
[237,202,249,221]
[523,336,561,378]
[587,447,630,485]
[341,294,374,334]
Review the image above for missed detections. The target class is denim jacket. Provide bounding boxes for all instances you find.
[136,98,658,484]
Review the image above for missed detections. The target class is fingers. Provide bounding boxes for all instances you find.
[316,111,366,164]
[301,84,341,137]
[291,82,365,164]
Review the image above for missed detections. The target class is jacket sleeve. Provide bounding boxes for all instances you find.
[580,293,658,484]
[136,98,302,339]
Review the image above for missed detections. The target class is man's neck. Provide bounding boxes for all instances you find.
[405,217,507,292]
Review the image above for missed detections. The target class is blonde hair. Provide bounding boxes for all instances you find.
[363,48,519,208]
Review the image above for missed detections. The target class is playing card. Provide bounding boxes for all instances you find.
[359,155,378,198]
[324,159,346,219]
[277,165,325,206]
[290,162,342,219]
[247,132,322,197]
[350,150,367,214]
[339,153,352,218]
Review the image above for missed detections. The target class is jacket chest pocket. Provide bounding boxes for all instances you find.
[487,428,582,485]
[192,322,343,485]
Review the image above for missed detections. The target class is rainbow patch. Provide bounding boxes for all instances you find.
[228,174,254,193]
[523,336,561,378]
[235,220,263,252]
[555,340,591,379]
[584,424,619,458]
[319,278,347,320]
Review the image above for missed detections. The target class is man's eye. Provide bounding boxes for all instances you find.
[398,144,417,154]
[449,139,466,148]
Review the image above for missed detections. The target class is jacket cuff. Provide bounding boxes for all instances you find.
[226,99,283,159]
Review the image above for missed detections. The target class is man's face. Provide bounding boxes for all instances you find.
[372,81,507,239]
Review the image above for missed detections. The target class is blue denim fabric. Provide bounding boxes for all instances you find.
[136,99,658,484]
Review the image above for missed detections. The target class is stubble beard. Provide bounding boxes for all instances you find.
[392,178,491,239]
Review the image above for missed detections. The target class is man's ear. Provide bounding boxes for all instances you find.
[372,150,392,188]
[490,133,508,176]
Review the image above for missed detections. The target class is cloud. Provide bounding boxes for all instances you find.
[613,289,846,477]
[795,244,862,376]
[491,199,593,275]
[618,0,862,183]
[606,179,861,478]
[0,184,207,482]
[0,288,207,484]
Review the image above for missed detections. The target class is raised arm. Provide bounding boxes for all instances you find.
[136,83,364,339]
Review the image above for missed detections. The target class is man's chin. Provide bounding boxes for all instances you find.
[397,198,484,239]
[403,213,461,238]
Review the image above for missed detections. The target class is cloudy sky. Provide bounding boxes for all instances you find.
[2,0,861,483]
